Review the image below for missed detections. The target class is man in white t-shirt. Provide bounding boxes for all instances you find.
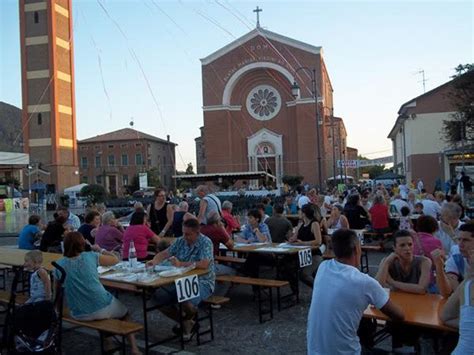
[297,193,311,209]
[389,195,409,215]
[432,223,474,298]
[421,195,441,219]
[307,229,404,354]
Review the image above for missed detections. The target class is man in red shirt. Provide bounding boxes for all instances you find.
[221,201,241,235]
[200,211,235,298]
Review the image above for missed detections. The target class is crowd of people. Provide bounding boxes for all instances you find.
[14,180,474,354]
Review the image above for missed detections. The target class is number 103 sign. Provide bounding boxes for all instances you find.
[298,249,312,268]
[175,274,200,302]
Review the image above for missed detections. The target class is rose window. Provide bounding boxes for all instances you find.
[246,85,281,121]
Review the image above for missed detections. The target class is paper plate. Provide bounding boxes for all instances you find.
[158,269,183,277]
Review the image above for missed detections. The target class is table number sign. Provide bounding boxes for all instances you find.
[175,274,200,302]
[298,249,312,268]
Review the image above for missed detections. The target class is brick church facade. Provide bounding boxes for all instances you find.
[196,27,348,187]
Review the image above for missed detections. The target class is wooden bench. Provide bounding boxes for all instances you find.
[215,255,246,264]
[363,232,392,251]
[360,245,383,273]
[195,295,230,345]
[0,290,29,305]
[63,309,143,354]
[216,275,289,323]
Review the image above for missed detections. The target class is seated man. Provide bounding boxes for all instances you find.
[147,218,214,340]
[376,230,432,294]
[375,230,432,352]
[265,203,293,243]
[200,211,235,297]
[433,222,474,298]
[307,229,403,354]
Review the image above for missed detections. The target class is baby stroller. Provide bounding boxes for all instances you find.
[2,262,66,354]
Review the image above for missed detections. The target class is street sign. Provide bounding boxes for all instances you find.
[337,160,358,168]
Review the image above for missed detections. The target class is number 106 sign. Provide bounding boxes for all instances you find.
[175,274,200,303]
[298,249,312,268]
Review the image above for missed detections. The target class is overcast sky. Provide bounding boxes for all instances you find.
[1,0,472,170]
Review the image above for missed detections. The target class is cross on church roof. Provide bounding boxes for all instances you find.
[253,6,262,28]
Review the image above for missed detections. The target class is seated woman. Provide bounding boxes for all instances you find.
[95,211,124,252]
[122,210,161,261]
[77,211,101,245]
[343,194,370,230]
[289,203,324,288]
[54,232,140,354]
[369,195,390,234]
[235,209,271,244]
[413,215,443,293]
[327,205,349,230]
[40,213,68,253]
[238,209,272,281]
[375,230,432,351]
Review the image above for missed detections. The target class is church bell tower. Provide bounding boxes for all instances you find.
[19,0,79,192]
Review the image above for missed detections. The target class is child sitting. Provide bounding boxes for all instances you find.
[413,202,424,215]
[24,250,51,303]
[399,206,412,231]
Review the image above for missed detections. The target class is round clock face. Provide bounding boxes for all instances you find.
[246,85,281,121]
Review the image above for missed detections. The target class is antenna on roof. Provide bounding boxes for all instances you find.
[414,69,428,93]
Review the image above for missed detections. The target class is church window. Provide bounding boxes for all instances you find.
[34,11,39,24]
[246,85,281,121]
[37,113,42,125]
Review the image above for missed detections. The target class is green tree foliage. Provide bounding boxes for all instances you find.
[282,175,304,188]
[443,64,474,146]
[185,163,195,174]
[80,184,107,206]
[147,167,161,188]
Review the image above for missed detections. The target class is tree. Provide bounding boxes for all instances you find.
[185,163,195,175]
[282,175,304,188]
[147,167,161,188]
[443,64,474,146]
[80,184,107,206]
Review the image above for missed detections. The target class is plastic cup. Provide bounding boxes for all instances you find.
[145,264,154,275]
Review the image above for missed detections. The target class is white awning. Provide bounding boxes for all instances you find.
[0,152,29,166]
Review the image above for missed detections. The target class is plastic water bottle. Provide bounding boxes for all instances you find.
[128,240,137,269]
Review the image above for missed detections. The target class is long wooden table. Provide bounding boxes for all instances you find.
[363,291,456,332]
[0,246,61,271]
[99,267,209,353]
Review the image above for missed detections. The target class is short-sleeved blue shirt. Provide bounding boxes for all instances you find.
[54,252,113,317]
[18,224,40,250]
[168,234,215,293]
[241,223,272,243]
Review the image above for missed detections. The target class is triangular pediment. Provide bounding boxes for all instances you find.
[201,28,322,65]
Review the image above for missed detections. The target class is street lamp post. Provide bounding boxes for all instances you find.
[291,67,323,190]
[330,108,337,185]
[27,164,32,209]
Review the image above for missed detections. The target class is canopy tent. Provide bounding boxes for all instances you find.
[64,183,88,194]
[327,175,354,181]
[173,171,276,182]
[374,172,405,181]
[0,152,29,166]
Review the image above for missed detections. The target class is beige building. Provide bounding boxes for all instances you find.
[78,128,176,196]
[388,75,472,191]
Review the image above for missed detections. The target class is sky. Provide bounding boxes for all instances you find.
[1,0,473,171]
